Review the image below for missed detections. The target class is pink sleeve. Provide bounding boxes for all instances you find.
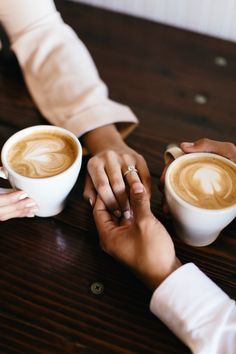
[0,0,138,138]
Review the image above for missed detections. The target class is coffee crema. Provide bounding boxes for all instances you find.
[170,156,236,209]
[8,131,77,178]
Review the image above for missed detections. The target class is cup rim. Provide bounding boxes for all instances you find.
[1,125,82,181]
[165,152,236,213]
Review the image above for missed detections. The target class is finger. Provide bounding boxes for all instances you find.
[136,156,152,198]
[0,198,38,221]
[88,165,120,215]
[159,163,170,190]
[93,196,120,255]
[105,160,131,219]
[130,182,151,220]
[123,166,142,219]
[93,195,118,232]
[0,207,37,221]
[123,168,141,219]
[0,190,28,207]
[181,139,236,162]
[83,174,97,207]
[123,165,141,188]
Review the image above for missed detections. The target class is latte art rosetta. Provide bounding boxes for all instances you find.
[170,157,236,209]
[8,132,77,178]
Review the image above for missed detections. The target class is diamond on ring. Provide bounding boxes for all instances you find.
[123,164,138,177]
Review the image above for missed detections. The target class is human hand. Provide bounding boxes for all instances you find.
[83,125,151,219]
[0,190,38,221]
[180,138,236,163]
[93,181,181,290]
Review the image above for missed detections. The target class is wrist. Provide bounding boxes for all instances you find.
[145,257,182,291]
[82,124,127,155]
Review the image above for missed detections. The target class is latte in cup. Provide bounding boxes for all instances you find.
[0,125,82,217]
[170,155,236,209]
[8,131,78,178]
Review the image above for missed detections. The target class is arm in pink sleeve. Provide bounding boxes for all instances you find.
[0,0,138,137]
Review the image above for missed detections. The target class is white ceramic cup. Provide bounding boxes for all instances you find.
[164,146,236,247]
[0,125,82,217]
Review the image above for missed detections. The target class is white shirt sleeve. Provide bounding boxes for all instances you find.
[150,263,236,354]
[0,0,138,138]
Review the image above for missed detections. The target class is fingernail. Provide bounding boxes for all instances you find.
[124,210,131,219]
[18,192,28,200]
[89,198,94,207]
[114,210,121,218]
[26,201,37,208]
[133,183,144,194]
[181,142,194,147]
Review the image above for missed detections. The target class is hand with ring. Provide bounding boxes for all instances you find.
[83,125,151,219]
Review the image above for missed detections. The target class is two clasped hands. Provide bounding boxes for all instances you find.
[92,137,236,354]
[92,138,236,289]
[1,133,235,352]
[1,136,235,289]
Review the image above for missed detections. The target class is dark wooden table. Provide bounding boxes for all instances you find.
[0,1,235,353]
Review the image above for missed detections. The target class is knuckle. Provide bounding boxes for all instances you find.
[137,217,153,233]
[201,137,210,145]
[137,153,144,162]
[122,153,132,163]
[105,150,117,160]
[96,180,108,192]
[112,180,125,193]
[136,219,148,232]
[87,157,99,171]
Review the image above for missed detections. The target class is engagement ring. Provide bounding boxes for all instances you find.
[123,164,138,177]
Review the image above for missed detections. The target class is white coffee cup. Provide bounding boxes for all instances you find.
[0,125,82,217]
[164,146,236,247]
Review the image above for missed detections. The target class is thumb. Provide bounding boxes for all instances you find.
[130,182,151,220]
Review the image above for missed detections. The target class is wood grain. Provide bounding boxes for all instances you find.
[0,1,235,353]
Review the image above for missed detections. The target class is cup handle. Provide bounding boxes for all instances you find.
[164,144,185,164]
[0,166,8,179]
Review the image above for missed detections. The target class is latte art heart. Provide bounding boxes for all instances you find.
[8,132,77,178]
[170,156,236,209]
[192,166,224,195]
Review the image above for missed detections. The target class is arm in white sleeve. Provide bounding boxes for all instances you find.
[150,263,236,354]
[0,0,138,138]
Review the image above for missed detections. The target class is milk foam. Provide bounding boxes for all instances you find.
[8,133,76,178]
[192,165,223,194]
[170,157,236,209]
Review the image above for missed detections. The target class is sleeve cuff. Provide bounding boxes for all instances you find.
[62,100,138,139]
[150,263,235,353]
